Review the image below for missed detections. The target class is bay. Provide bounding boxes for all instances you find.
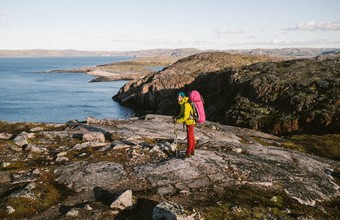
[0,56,134,123]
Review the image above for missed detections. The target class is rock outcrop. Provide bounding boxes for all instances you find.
[113,52,340,135]
[113,52,282,114]
[0,115,338,219]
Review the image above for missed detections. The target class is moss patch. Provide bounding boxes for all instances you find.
[281,134,340,160]
[0,121,33,136]
[0,171,67,219]
[200,185,339,220]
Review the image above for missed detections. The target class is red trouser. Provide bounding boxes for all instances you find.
[186,124,195,155]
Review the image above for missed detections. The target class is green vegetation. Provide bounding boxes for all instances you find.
[201,185,339,220]
[0,172,63,219]
[281,134,340,160]
[0,121,33,135]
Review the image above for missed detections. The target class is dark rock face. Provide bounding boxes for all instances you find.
[113,52,339,134]
[220,58,340,134]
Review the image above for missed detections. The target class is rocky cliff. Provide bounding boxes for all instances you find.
[113,52,340,135]
[0,116,339,219]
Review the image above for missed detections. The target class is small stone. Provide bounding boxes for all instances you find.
[66,208,79,217]
[6,206,15,214]
[83,132,105,143]
[110,190,133,210]
[10,145,23,152]
[179,190,190,194]
[270,196,278,202]
[232,206,242,213]
[0,132,13,140]
[25,182,36,190]
[13,133,28,147]
[152,201,186,220]
[232,147,243,154]
[56,156,69,162]
[98,145,112,151]
[26,133,36,139]
[57,151,68,157]
[30,127,43,132]
[84,204,93,211]
[284,208,291,214]
[25,144,46,154]
[1,162,11,168]
[157,186,175,196]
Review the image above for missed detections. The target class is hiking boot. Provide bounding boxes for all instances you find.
[185,154,192,158]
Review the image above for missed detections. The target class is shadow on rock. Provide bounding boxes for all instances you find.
[114,198,159,220]
[59,202,89,215]
[93,186,118,206]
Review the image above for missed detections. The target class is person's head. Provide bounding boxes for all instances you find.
[177,92,185,102]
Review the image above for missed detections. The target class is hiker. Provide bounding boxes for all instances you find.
[175,92,196,157]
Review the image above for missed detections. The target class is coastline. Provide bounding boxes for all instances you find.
[49,56,180,82]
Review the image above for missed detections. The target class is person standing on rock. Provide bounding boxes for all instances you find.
[175,92,196,158]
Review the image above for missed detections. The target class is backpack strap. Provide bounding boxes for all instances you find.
[189,101,199,122]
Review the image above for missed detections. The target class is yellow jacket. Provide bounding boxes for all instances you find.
[176,97,196,125]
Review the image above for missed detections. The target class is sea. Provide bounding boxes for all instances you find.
[0,56,135,123]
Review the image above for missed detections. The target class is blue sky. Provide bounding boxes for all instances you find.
[1,0,339,51]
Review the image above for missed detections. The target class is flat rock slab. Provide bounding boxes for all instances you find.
[135,149,339,207]
[54,161,127,191]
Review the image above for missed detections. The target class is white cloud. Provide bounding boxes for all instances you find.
[286,21,340,31]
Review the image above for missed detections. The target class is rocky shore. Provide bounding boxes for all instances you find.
[0,115,339,219]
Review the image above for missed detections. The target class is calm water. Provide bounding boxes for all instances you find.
[0,56,135,123]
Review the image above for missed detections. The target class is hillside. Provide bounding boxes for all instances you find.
[113,51,340,135]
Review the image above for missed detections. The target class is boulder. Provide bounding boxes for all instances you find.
[110,189,133,210]
[82,132,105,143]
[0,132,13,140]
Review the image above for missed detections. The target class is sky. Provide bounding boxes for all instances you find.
[0,0,340,51]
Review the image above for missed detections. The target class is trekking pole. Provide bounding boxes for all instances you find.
[174,121,178,157]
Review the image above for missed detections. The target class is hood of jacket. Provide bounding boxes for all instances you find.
[179,96,189,105]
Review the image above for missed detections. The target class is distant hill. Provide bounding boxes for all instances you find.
[0,48,202,58]
[0,48,339,58]
[0,49,111,57]
[226,48,340,58]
